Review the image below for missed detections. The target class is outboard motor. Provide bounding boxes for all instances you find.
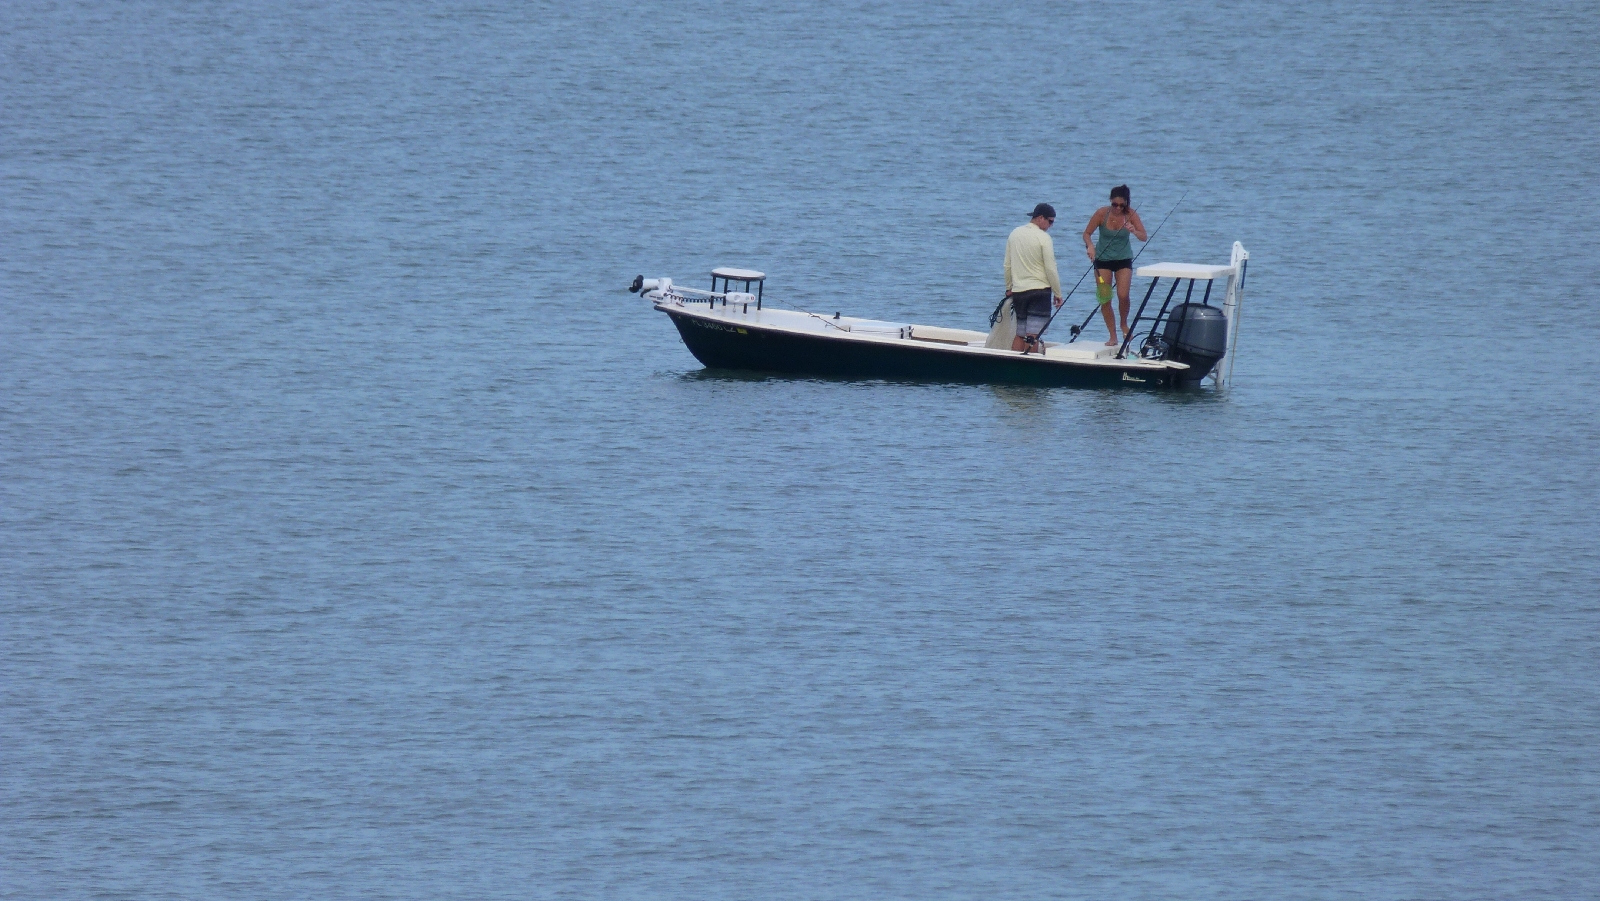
[1160,303,1229,381]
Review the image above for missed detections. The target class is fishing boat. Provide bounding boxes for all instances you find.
[628,243,1249,389]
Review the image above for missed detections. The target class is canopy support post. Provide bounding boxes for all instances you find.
[1122,278,1179,359]
[1118,278,1163,359]
[1214,242,1249,387]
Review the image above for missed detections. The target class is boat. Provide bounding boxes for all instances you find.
[628,243,1249,389]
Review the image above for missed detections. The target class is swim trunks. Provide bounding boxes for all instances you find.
[1011,288,1053,337]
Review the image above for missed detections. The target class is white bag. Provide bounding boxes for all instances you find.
[984,298,1016,349]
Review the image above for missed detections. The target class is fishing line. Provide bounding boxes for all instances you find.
[759,292,856,332]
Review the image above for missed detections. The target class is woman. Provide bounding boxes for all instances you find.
[1082,185,1147,346]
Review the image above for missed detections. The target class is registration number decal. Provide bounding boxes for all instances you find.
[688,319,742,334]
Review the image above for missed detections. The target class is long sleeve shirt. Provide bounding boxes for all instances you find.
[1004,222,1062,295]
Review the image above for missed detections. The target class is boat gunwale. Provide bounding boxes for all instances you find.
[652,299,1190,373]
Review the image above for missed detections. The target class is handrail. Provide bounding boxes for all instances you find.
[663,285,726,299]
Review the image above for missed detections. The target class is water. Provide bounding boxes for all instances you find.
[4,1,1598,898]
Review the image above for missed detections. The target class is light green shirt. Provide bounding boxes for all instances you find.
[1004,222,1061,296]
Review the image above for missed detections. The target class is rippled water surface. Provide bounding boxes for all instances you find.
[5,1,1599,898]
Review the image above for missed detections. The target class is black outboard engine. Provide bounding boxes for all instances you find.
[1159,303,1229,381]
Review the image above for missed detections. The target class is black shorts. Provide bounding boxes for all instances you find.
[1011,288,1053,336]
[1012,288,1053,315]
[1095,258,1133,273]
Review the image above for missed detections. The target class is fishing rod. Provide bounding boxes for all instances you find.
[1041,190,1187,343]
[989,260,1097,328]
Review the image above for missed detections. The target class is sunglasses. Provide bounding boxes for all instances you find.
[1111,202,1128,210]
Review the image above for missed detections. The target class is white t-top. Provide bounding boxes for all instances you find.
[1135,262,1237,280]
[712,267,766,281]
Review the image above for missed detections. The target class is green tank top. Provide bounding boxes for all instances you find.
[1096,220,1133,262]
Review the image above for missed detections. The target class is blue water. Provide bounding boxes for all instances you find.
[4,1,1598,898]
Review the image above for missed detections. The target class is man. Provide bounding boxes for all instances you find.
[1003,203,1064,354]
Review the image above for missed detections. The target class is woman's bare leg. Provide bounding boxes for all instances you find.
[1097,268,1118,344]
[1116,267,1133,340]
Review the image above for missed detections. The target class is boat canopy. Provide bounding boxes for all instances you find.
[1135,262,1236,281]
